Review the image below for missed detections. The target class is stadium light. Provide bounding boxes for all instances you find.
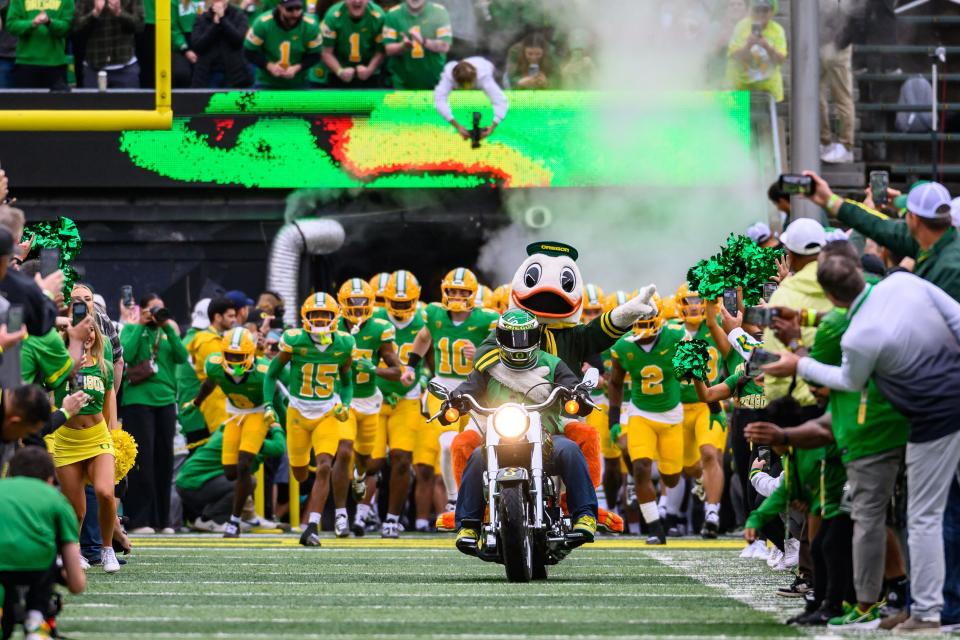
[0,0,172,131]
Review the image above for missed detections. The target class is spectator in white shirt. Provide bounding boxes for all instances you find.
[433,56,508,141]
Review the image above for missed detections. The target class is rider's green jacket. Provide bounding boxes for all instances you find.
[452,351,589,435]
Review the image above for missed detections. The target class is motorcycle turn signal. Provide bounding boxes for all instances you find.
[564,399,580,415]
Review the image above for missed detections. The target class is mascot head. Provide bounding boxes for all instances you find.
[510,241,583,326]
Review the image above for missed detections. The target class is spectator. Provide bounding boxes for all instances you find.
[484,0,547,69]
[224,289,252,323]
[134,0,153,86]
[433,56,507,140]
[559,28,594,90]
[0,448,85,640]
[119,293,189,534]
[762,217,831,424]
[0,384,53,476]
[819,0,854,164]
[764,252,960,633]
[255,290,283,326]
[0,0,17,88]
[435,0,474,59]
[319,0,385,89]
[171,0,203,86]
[0,223,59,339]
[73,0,145,89]
[4,0,73,89]
[243,0,321,89]
[745,221,780,249]
[726,0,787,103]
[767,179,790,225]
[382,0,451,90]
[505,32,550,90]
[175,421,284,530]
[189,0,251,88]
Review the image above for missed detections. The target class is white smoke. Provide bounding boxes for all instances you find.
[479,0,770,294]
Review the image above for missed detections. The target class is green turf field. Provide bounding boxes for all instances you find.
[52,535,845,639]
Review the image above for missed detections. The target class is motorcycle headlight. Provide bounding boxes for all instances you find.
[493,404,530,439]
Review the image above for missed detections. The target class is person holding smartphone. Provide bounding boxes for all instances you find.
[119,293,189,535]
[726,0,787,102]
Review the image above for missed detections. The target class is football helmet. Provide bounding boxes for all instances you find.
[497,309,541,370]
[369,273,391,308]
[475,285,494,311]
[660,294,680,321]
[384,270,421,322]
[676,282,705,324]
[582,284,605,322]
[604,290,636,314]
[338,278,375,326]
[492,284,512,315]
[441,268,479,313]
[632,293,665,340]
[220,327,256,377]
[301,292,340,335]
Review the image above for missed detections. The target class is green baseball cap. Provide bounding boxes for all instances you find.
[526,241,579,261]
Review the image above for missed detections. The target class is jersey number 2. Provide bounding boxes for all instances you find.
[640,365,664,395]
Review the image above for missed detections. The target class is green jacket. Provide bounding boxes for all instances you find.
[171,0,202,51]
[745,445,846,529]
[120,322,190,407]
[175,424,285,491]
[837,199,960,302]
[5,0,74,65]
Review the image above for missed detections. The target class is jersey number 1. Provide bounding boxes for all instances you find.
[409,25,425,59]
[348,32,361,62]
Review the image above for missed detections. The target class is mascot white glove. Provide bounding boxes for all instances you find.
[610,284,658,330]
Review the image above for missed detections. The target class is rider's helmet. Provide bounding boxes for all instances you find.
[497,309,541,371]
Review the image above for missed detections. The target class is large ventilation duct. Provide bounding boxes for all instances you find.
[267,217,346,327]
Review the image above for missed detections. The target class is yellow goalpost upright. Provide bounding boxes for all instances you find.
[0,0,173,131]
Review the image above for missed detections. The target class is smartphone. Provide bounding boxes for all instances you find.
[757,446,772,466]
[762,282,778,302]
[39,247,60,278]
[746,347,780,377]
[722,288,739,316]
[778,173,814,196]
[6,304,23,333]
[751,23,762,37]
[743,306,778,327]
[71,301,88,326]
[870,170,889,206]
[121,285,134,308]
[528,63,540,77]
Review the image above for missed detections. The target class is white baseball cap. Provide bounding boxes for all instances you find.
[746,222,774,244]
[780,218,826,255]
[907,182,952,219]
[191,298,211,330]
[951,197,960,228]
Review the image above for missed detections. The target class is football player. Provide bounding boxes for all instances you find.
[607,295,685,545]
[336,278,407,537]
[675,283,726,538]
[370,272,391,308]
[408,268,499,527]
[186,297,238,437]
[263,293,355,547]
[474,285,494,312]
[491,284,511,315]
[192,328,276,538]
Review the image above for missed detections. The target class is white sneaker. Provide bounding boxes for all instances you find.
[822,143,854,164]
[766,546,785,569]
[752,540,770,559]
[334,514,350,538]
[192,517,225,533]
[129,527,155,535]
[381,520,400,539]
[159,527,175,535]
[101,547,120,573]
[819,143,832,157]
[780,538,800,569]
[79,555,91,570]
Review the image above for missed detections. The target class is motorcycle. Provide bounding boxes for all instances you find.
[427,368,600,583]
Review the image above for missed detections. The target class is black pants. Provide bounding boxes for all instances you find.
[121,403,177,529]
[12,64,67,90]
[811,514,855,610]
[0,561,59,640]
[177,475,257,524]
[135,24,156,88]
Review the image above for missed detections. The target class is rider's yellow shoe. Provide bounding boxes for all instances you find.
[573,515,597,542]
[455,528,479,556]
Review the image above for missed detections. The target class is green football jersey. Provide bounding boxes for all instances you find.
[21,328,74,389]
[678,321,723,404]
[612,325,685,414]
[722,353,766,410]
[376,308,426,398]
[244,11,322,88]
[321,1,384,66]
[54,344,113,416]
[204,355,271,410]
[424,303,498,381]
[338,316,395,398]
[278,328,354,402]
[381,1,451,89]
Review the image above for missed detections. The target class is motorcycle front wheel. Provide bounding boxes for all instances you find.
[498,485,532,583]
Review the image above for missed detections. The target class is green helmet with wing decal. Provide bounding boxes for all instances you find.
[496,309,541,371]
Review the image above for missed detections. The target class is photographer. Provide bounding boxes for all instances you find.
[0,384,55,476]
[0,447,85,640]
[433,55,507,141]
[726,0,787,103]
[0,223,58,340]
[119,293,188,534]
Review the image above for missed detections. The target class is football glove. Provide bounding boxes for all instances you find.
[609,422,622,446]
[333,404,350,422]
[354,357,377,375]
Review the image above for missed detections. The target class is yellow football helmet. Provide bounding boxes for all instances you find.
[369,273,391,308]
[338,278,375,326]
[676,282,705,324]
[660,294,679,321]
[582,284,605,322]
[441,268,479,313]
[475,285,494,311]
[492,284,512,315]
[221,327,256,377]
[604,290,636,314]
[633,293,665,340]
[384,270,421,322]
[301,292,340,335]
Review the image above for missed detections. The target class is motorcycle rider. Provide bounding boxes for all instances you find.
[441,309,599,555]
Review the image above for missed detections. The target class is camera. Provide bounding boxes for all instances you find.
[778,173,814,196]
[746,347,780,377]
[743,306,779,327]
[150,306,171,324]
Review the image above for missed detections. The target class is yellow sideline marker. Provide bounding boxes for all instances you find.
[0,0,172,131]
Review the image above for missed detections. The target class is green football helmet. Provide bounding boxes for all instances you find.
[497,309,541,370]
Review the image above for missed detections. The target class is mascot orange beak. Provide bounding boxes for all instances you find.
[513,287,583,319]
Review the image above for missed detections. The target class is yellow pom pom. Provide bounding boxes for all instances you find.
[111,429,138,484]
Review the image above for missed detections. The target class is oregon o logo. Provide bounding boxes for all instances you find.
[524,206,552,229]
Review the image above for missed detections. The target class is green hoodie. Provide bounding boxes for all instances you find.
[171,0,202,52]
[5,0,74,65]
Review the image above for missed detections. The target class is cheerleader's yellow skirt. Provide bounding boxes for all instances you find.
[45,420,114,468]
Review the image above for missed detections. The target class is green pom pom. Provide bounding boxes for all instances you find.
[23,216,82,296]
[673,339,712,381]
[687,234,783,305]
